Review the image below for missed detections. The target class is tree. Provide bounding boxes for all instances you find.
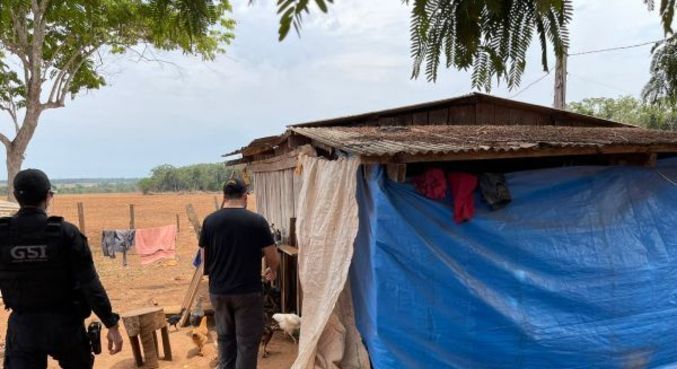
[274,0,675,92]
[568,96,676,131]
[643,35,676,105]
[138,163,239,194]
[0,0,235,200]
[642,0,676,105]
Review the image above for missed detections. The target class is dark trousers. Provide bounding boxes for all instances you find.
[4,311,93,369]
[210,292,264,369]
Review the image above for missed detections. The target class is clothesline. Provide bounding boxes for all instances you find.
[101,224,177,266]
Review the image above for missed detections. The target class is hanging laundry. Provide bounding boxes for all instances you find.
[101,229,135,266]
[479,173,512,210]
[448,172,478,223]
[135,225,177,265]
[413,168,447,200]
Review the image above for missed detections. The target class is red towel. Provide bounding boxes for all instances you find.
[448,172,478,223]
[413,168,447,200]
[134,225,177,265]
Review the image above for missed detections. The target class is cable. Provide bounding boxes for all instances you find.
[569,39,663,56]
[567,72,633,95]
[510,71,551,98]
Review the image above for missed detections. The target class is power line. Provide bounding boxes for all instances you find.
[510,71,551,98]
[569,39,663,56]
[567,72,633,95]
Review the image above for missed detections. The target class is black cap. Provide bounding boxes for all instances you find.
[14,169,52,203]
[223,177,248,196]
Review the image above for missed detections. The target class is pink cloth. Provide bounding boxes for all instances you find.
[134,225,177,265]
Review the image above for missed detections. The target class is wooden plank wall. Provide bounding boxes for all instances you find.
[343,100,608,127]
[253,168,299,242]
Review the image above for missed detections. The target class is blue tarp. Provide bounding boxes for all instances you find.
[350,158,677,369]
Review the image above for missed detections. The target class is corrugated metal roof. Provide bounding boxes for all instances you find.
[291,125,677,158]
[222,134,286,157]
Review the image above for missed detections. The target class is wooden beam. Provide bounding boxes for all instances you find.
[311,139,335,156]
[248,156,298,173]
[185,204,202,242]
[179,204,205,327]
[609,152,658,167]
[386,164,407,182]
[360,146,676,164]
[288,134,311,149]
[247,145,317,173]
[278,244,299,256]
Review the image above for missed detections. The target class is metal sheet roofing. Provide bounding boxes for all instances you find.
[291,125,677,159]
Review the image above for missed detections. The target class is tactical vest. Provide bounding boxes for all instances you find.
[0,215,74,312]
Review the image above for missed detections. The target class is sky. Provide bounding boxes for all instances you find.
[0,0,667,179]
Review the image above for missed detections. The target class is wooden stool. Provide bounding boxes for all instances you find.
[122,307,172,368]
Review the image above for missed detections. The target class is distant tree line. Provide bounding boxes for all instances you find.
[54,182,139,194]
[568,96,676,131]
[138,163,241,194]
[0,163,239,196]
[0,180,139,196]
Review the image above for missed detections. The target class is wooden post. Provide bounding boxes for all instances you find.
[77,202,86,234]
[289,217,301,314]
[281,250,287,313]
[121,307,169,368]
[129,204,135,229]
[213,196,220,211]
[386,164,407,183]
[179,204,205,327]
[161,326,172,360]
[185,204,202,241]
[289,218,297,246]
[129,336,143,367]
[176,214,180,233]
[554,53,568,110]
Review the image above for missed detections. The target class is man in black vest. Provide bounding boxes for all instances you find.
[0,169,123,369]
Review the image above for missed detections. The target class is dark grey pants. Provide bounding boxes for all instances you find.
[210,292,264,369]
[4,311,93,369]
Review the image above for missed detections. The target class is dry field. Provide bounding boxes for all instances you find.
[0,192,296,369]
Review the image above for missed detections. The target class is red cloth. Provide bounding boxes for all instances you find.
[134,225,177,265]
[448,172,478,223]
[413,168,447,200]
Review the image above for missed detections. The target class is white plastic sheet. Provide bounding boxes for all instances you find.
[291,156,370,369]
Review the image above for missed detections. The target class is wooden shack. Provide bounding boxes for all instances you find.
[224,92,677,314]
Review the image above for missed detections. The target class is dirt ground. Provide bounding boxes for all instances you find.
[0,192,297,369]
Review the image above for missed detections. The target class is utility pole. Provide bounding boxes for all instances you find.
[553,52,567,109]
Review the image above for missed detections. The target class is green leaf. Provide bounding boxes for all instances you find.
[315,0,328,13]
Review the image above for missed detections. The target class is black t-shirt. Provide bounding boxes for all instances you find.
[199,208,274,295]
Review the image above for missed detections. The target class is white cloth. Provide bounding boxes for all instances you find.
[291,156,370,369]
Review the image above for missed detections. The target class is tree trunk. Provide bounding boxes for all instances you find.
[6,111,40,202]
[6,146,24,202]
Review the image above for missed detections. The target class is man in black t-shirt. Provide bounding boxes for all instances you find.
[199,178,279,369]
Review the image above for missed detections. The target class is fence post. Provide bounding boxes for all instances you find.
[77,202,86,234]
[129,204,135,229]
[176,214,180,233]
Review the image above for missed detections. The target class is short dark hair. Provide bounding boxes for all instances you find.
[14,169,52,206]
[223,178,247,199]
